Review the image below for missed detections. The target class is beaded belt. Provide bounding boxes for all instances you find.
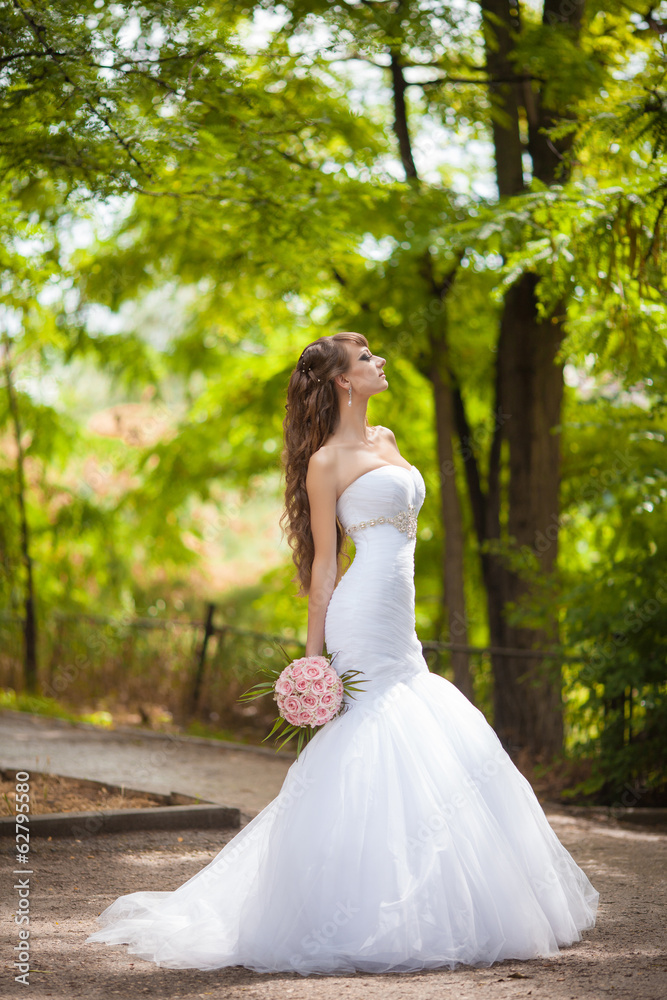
[346,504,418,540]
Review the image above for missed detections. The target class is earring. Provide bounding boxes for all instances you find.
[348,385,352,407]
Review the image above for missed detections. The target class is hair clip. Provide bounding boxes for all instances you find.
[299,357,320,381]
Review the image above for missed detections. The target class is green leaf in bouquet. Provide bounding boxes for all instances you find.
[276,726,300,751]
[237,681,276,702]
[276,642,295,665]
[238,651,295,704]
[339,668,370,698]
[261,717,287,742]
[340,669,366,684]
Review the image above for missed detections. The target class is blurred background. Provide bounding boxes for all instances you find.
[1,0,665,806]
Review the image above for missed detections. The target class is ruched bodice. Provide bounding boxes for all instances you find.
[337,463,425,537]
[325,464,428,698]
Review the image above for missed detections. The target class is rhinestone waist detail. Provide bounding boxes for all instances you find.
[346,504,418,541]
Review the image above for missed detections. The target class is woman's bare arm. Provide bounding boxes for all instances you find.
[304,449,339,657]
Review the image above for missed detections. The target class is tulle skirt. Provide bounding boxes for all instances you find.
[86,670,598,975]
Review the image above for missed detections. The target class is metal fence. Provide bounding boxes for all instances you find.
[0,604,565,730]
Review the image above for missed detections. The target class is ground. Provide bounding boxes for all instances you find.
[1,711,665,999]
[0,772,165,815]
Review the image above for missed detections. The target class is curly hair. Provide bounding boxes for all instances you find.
[280,331,371,597]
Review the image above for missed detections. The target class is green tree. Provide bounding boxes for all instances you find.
[1,0,665,766]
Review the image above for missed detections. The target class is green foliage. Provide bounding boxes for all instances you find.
[0,687,112,727]
[1,0,666,796]
[558,390,667,800]
[503,389,667,800]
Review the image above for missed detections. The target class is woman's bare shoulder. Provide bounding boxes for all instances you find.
[373,424,397,443]
[306,446,337,487]
[308,446,336,470]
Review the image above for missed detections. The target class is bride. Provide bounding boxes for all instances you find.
[86,331,598,975]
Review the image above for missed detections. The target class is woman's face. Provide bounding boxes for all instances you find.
[344,343,388,398]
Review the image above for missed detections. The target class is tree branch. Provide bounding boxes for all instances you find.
[409,73,546,88]
[452,385,487,547]
[12,0,154,181]
[389,49,418,181]
[0,48,67,66]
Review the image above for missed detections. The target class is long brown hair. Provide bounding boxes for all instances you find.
[280,331,370,596]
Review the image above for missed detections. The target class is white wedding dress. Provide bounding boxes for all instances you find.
[86,463,598,975]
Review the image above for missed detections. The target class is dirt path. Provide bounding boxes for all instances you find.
[1,710,665,998]
[0,710,293,817]
[2,811,665,999]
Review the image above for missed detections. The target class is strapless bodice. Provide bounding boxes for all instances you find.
[336,463,426,543]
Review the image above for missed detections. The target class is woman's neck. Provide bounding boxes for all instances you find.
[334,401,374,445]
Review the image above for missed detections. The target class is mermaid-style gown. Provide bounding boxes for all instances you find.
[86,463,598,975]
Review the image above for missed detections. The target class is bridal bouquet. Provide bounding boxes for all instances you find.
[238,648,367,757]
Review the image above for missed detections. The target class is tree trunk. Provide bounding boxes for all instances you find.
[430,356,474,701]
[462,0,586,756]
[480,0,525,197]
[389,50,418,181]
[387,47,473,698]
[2,332,38,694]
[490,276,565,754]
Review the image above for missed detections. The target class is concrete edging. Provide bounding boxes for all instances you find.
[0,768,243,839]
[544,800,667,829]
[0,767,215,807]
[0,803,241,838]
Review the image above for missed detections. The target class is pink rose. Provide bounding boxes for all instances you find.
[294,676,309,692]
[302,693,318,709]
[283,696,301,717]
[320,692,335,706]
[298,709,315,726]
[290,658,307,678]
[316,706,334,725]
[304,662,325,681]
[311,678,327,695]
[323,666,339,685]
[275,675,294,697]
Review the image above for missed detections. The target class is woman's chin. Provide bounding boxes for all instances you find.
[368,378,388,398]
